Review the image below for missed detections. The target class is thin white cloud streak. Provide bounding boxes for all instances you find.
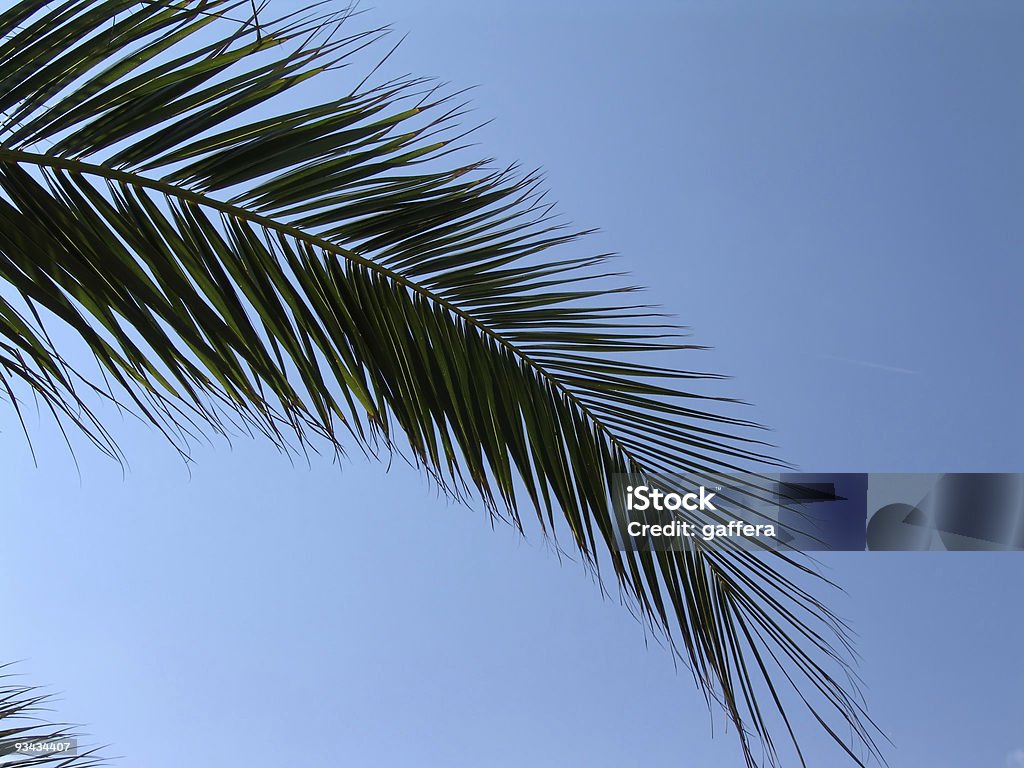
[819,354,920,376]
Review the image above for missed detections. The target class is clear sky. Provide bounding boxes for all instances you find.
[2,1,1023,767]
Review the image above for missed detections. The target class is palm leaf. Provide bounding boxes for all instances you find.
[0,665,107,767]
[0,2,884,765]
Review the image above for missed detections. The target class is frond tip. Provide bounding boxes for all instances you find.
[0,1,885,765]
[0,665,107,767]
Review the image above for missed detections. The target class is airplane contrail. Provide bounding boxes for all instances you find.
[819,354,920,376]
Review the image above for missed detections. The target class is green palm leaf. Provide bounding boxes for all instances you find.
[0,2,884,765]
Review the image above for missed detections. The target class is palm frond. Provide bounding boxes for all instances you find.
[0,2,885,765]
[0,665,107,767]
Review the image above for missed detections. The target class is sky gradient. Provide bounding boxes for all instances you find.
[2,2,1023,766]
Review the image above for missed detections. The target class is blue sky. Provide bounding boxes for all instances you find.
[2,1,1023,766]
